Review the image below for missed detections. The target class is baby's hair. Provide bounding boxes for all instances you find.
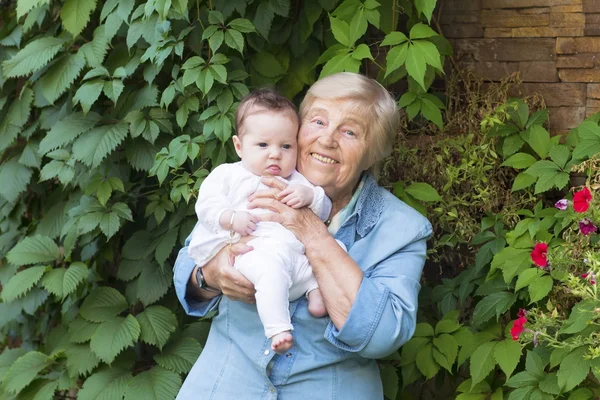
[235,88,299,136]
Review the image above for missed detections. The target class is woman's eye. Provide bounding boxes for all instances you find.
[258,143,267,147]
[315,119,324,125]
[345,130,355,136]
[282,144,292,150]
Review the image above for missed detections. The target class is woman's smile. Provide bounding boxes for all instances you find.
[310,152,338,164]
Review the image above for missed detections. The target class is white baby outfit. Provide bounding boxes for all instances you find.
[188,162,331,338]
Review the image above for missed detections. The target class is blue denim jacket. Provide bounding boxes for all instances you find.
[174,175,432,399]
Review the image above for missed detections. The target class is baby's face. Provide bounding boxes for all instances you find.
[233,111,298,178]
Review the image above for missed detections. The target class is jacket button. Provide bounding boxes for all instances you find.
[264,349,269,356]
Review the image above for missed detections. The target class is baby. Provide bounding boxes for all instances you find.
[188,88,332,353]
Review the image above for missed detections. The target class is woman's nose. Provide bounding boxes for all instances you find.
[317,128,337,148]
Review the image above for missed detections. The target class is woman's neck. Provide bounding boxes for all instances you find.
[326,174,363,217]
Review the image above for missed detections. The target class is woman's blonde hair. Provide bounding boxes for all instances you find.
[299,72,400,169]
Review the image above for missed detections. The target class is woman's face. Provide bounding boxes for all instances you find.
[297,98,371,200]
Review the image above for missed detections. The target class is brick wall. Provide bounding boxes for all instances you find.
[440,0,600,133]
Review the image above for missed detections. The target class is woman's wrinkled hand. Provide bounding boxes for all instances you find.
[203,239,256,303]
[248,177,326,245]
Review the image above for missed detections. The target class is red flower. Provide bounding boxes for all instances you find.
[531,243,548,267]
[511,316,527,341]
[573,187,592,213]
[517,308,527,318]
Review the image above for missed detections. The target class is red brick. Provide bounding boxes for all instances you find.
[550,12,585,27]
[557,54,597,68]
[557,37,577,54]
[483,0,581,8]
[548,106,586,131]
[482,10,549,28]
[519,61,559,82]
[512,27,584,37]
[485,28,513,38]
[584,0,600,12]
[509,83,586,106]
[478,38,556,61]
[559,68,600,82]
[441,24,484,38]
[587,83,600,99]
[467,61,520,81]
[574,37,600,52]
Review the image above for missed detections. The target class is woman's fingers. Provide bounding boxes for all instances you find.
[248,197,286,212]
[248,188,280,202]
[261,176,287,190]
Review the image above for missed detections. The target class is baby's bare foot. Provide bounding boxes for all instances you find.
[308,289,327,318]
[271,331,293,354]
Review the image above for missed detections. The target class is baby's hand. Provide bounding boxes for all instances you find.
[232,211,259,236]
[278,184,314,209]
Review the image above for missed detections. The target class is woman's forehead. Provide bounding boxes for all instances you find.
[305,99,369,127]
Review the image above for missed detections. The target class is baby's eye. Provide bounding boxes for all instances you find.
[258,143,267,147]
[282,144,292,150]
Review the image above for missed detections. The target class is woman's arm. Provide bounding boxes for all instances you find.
[173,225,256,317]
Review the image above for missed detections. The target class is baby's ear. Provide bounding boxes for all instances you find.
[232,135,243,158]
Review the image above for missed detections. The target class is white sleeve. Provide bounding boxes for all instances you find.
[194,164,234,233]
[287,170,332,222]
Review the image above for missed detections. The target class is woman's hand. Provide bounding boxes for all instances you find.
[248,177,327,246]
[202,238,256,303]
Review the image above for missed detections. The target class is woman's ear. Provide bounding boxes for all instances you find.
[232,135,243,158]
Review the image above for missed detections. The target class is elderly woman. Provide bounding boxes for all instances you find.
[174,72,432,399]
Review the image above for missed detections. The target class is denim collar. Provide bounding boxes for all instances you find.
[341,173,384,238]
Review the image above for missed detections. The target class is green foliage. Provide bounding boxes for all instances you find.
[0,0,450,397]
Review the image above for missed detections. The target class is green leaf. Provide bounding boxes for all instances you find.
[68,317,100,344]
[432,334,458,371]
[348,8,367,45]
[494,339,522,379]
[73,80,104,114]
[415,343,440,379]
[39,112,100,155]
[0,157,32,203]
[526,109,549,128]
[77,367,132,400]
[381,32,408,46]
[573,121,600,159]
[528,275,553,303]
[65,344,101,377]
[421,97,444,129]
[2,37,65,78]
[414,0,436,22]
[253,1,275,38]
[123,366,181,400]
[515,268,545,291]
[409,23,438,39]
[135,261,172,306]
[90,315,141,364]
[17,0,43,18]
[41,262,88,299]
[79,287,129,322]
[380,366,399,400]
[557,347,590,392]
[512,172,537,192]
[1,265,46,302]
[61,0,98,37]
[329,16,351,47]
[72,123,128,168]
[99,211,121,239]
[38,53,86,104]
[154,337,202,374]
[502,153,537,170]
[413,40,443,72]
[405,182,442,202]
[568,388,594,400]
[405,44,427,90]
[224,29,244,54]
[414,322,434,337]
[251,51,286,78]
[472,292,517,326]
[228,18,255,33]
[351,43,373,61]
[136,306,177,350]
[2,351,50,394]
[549,144,570,169]
[470,342,497,387]
[103,79,124,103]
[525,125,551,159]
[506,370,539,388]
[7,236,59,266]
[435,319,461,335]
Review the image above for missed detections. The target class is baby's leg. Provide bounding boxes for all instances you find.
[234,243,294,353]
[307,288,327,317]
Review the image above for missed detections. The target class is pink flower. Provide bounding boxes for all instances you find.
[517,308,527,318]
[573,187,592,213]
[579,218,597,236]
[555,199,569,210]
[582,271,597,285]
[531,243,548,268]
[511,316,527,341]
